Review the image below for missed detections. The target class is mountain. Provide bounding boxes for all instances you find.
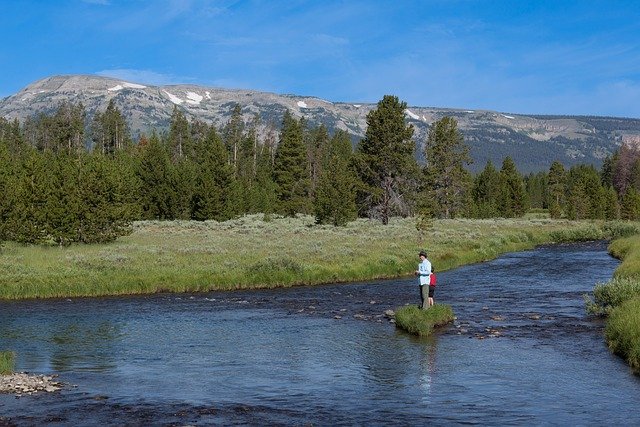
[2,74,640,173]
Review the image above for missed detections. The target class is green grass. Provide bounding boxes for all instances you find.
[585,230,640,374]
[605,297,640,374]
[0,351,15,375]
[395,304,455,336]
[0,215,631,300]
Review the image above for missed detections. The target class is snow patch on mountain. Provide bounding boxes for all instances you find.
[405,109,420,120]
[108,82,147,92]
[297,101,308,108]
[501,114,515,119]
[163,91,184,105]
[186,92,203,105]
[205,91,211,100]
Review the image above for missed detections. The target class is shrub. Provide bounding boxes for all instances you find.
[0,351,15,375]
[585,277,640,316]
[549,225,604,242]
[395,304,454,337]
[602,221,640,239]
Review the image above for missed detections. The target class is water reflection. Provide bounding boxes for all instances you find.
[49,322,122,372]
[418,336,438,398]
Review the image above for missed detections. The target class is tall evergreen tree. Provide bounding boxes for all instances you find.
[472,160,501,218]
[566,164,605,220]
[306,124,330,199]
[621,187,640,220]
[498,156,526,217]
[137,133,178,219]
[601,153,616,188]
[167,106,191,161]
[525,171,548,209]
[273,111,311,216]
[253,126,278,217]
[90,99,132,155]
[314,130,358,226]
[355,95,416,224]
[548,161,567,219]
[604,185,620,220]
[191,127,236,221]
[423,116,472,218]
[223,104,244,171]
[7,149,51,243]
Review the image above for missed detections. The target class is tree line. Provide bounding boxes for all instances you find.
[0,95,638,246]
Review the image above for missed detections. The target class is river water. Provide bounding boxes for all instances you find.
[1,241,640,425]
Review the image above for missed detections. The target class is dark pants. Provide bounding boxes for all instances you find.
[419,285,428,309]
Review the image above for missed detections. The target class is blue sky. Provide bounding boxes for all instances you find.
[1,0,639,117]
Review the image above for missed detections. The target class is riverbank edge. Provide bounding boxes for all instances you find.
[0,218,634,301]
[596,237,640,374]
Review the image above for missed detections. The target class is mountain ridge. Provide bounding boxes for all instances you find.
[2,74,640,173]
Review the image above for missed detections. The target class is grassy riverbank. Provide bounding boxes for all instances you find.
[395,305,455,336]
[0,351,15,375]
[0,215,634,300]
[587,235,640,374]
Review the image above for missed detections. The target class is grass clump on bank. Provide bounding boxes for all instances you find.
[0,216,633,300]
[394,305,455,337]
[586,233,640,374]
[605,298,640,374]
[0,351,15,375]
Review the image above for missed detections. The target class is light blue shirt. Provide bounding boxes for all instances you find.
[418,259,431,286]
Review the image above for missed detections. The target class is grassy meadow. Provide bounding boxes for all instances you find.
[395,304,455,337]
[586,234,640,374]
[0,215,633,300]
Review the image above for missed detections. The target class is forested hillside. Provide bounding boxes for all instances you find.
[2,94,640,247]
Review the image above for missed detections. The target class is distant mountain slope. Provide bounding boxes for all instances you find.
[2,75,640,173]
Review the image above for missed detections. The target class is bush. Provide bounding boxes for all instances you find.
[0,351,15,375]
[395,304,454,337]
[585,277,640,315]
[605,297,640,374]
[602,221,640,239]
[549,225,604,242]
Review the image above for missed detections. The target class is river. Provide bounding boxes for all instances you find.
[1,241,639,425]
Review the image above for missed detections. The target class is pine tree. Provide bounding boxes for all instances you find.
[472,160,501,218]
[306,124,330,200]
[498,156,526,217]
[604,186,620,220]
[525,171,548,210]
[137,133,178,219]
[314,130,358,226]
[235,115,260,213]
[254,126,278,217]
[75,152,136,243]
[90,99,132,155]
[167,106,191,161]
[566,164,605,220]
[621,187,640,220]
[223,104,244,172]
[273,111,311,216]
[191,127,236,221]
[548,161,566,219]
[422,116,472,219]
[355,95,416,224]
[7,149,50,243]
